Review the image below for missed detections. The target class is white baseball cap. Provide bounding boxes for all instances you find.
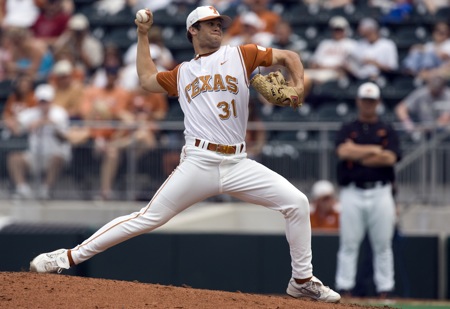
[329,16,349,29]
[311,180,335,199]
[357,82,380,100]
[68,14,89,31]
[52,59,73,76]
[359,17,379,31]
[186,6,232,30]
[241,12,264,29]
[35,84,55,102]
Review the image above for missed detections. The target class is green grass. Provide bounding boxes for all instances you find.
[348,299,450,309]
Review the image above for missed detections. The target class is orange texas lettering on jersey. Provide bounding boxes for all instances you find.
[184,74,238,103]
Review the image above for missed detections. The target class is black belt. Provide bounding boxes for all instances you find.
[351,181,388,189]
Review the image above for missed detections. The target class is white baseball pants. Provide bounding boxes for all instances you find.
[335,183,396,292]
[70,141,313,280]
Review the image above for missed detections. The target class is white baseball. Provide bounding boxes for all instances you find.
[136,9,150,23]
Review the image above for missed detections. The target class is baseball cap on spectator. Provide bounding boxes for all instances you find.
[35,84,55,102]
[311,180,335,199]
[186,6,232,30]
[68,14,89,31]
[329,16,349,29]
[357,82,380,100]
[52,59,73,76]
[241,12,265,30]
[359,17,379,31]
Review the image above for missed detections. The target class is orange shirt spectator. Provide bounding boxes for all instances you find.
[49,59,84,120]
[80,66,132,140]
[226,10,279,37]
[310,180,340,230]
[224,0,280,40]
[129,89,168,121]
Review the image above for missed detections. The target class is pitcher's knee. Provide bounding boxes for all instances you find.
[283,191,309,218]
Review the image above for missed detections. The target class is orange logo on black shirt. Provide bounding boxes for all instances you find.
[377,129,387,137]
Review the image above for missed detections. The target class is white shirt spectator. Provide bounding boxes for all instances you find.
[17,104,71,173]
[348,37,398,80]
[312,38,357,68]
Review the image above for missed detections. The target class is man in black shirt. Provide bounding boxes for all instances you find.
[334,82,401,297]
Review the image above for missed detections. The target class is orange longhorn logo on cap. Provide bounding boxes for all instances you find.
[209,6,219,15]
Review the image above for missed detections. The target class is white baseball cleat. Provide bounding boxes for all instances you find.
[286,276,341,303]
[30,249,70,273]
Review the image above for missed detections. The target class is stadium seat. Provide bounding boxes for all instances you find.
[329,4,360,25]
[314,102,354,122]
[435,7,450,22]
[164,31,193,51]
[281,3,329,27]
[391,26,428,49]
[103,27,137,50]
[173,49,195,63]
[165,103,184,121]
[152,3,196,28]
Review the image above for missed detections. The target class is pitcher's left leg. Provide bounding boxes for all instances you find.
[223,158,312,279]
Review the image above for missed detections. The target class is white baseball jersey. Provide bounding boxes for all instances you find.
[157,44,272,145]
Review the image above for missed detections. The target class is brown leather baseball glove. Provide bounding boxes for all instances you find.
[250,71,302,109]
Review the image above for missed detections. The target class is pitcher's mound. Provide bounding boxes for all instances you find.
[0,272,382,308]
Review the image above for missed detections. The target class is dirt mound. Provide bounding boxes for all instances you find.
[0,272,380,308]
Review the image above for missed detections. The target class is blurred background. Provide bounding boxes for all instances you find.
[0,0,450,303]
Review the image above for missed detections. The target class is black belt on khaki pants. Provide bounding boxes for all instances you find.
[351,180,389,189]
[194,139,244,155]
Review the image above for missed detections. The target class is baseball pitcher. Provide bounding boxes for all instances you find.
[30,6,340,303]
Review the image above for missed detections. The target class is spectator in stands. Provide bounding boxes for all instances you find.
[31,0,70,46]
[2,26,53,81]
[303,0,354,9]
[146,26,176,70]
[0,28,10,81]
[376,0,413,25]
[403,21,450,79]
[416,0,450,15]
[0,0,40,28]
[245,99,266,161]
[91,44,123,88]
[79,65,134,200]
[307,16,357,84]
[130,0,174,13]
[224,0,280,42]
[1,74,37,144]
[7,84,71,199]
[121,27,175,91]
[121,43,164,91]
[345,18,398,82]
[270,20,307,57]
[110,87,169,162]
[53,13,104,78]
[199,0,238,12]
[227,11,273,47]
[309,180,340,230]
[50,59,84,120]
[395,75,450,139]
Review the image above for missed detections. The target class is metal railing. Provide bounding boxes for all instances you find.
[1,121,449,205]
